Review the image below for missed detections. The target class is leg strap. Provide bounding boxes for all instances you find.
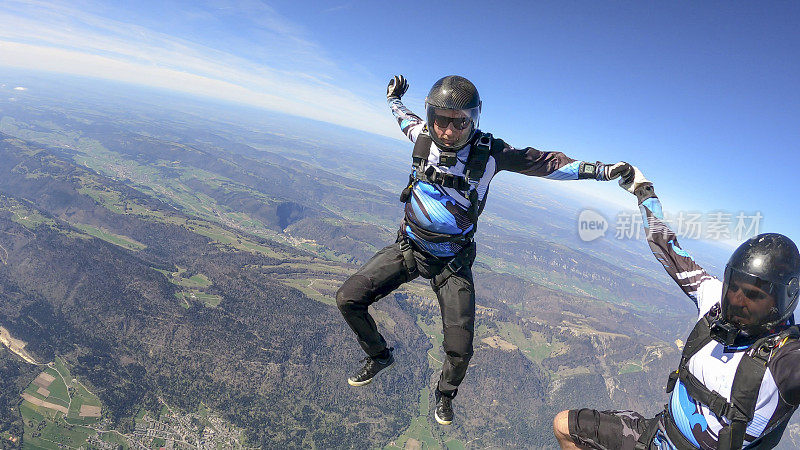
[432,242,476,289]
[399,238,418,277]
[635,411,664,450]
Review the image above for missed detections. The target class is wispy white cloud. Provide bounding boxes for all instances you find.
[0,0,401,139]
[322,2,356,14]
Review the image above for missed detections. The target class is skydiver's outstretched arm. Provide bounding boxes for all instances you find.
[386,75,425,143]
[388,97,424,142]
[624,167,713,309]
[491,139,631,181]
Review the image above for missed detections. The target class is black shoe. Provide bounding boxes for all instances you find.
[347,349,394,386]
[434,389,454,425]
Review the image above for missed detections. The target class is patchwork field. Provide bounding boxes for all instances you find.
[19,357,102,449]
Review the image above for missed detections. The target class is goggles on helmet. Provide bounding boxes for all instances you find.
[425,105,480,150]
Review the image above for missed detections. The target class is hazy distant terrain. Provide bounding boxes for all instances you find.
[1,71,796,449]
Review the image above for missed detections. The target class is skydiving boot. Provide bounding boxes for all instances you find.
[347,348,394,386]
[434,389,454,425]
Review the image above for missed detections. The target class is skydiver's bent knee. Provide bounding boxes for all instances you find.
[336,274,373,312]
[442,325,473,358]
[554,410,571,438]
[566,408,652,450]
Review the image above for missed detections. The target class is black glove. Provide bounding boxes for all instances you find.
[387,75,408,100]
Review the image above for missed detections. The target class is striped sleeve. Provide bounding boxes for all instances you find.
[639,196,713,309]
[491,140,607,180]
[388,97,425,142]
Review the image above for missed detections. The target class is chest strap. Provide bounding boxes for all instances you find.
[417,166,470,190]
[401,131,458,202]
[399,131,496,225]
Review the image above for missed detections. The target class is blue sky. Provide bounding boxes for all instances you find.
[1,0,798,245]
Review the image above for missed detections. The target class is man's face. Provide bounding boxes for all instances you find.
[430,108,470,148]
[725,279,777,328]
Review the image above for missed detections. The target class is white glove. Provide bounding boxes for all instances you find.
[618,164,651,194]
[603,161,632,181]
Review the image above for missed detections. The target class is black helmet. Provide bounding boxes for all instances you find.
[715,233,800,342]
[425,75,481,151]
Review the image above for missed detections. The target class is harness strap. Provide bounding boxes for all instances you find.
[432,241,476,289]
[667,313,714,395]
[663,408,701,450]
[403,131,474,200]
[667,311,716,394]
[400,134,435,203]
[719,347,769,449]
[465,133,492,182]
[417,166,470,190]
[412,131,433,161]
[681,315,715,365]
[634,411,664,450]
[678,369,731,417]
[467,189,479,224]
[399,173,415,203]
[400,131,496,245]
[399,237,418,277]
[666,370,679,394]
[402,218,470,244]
